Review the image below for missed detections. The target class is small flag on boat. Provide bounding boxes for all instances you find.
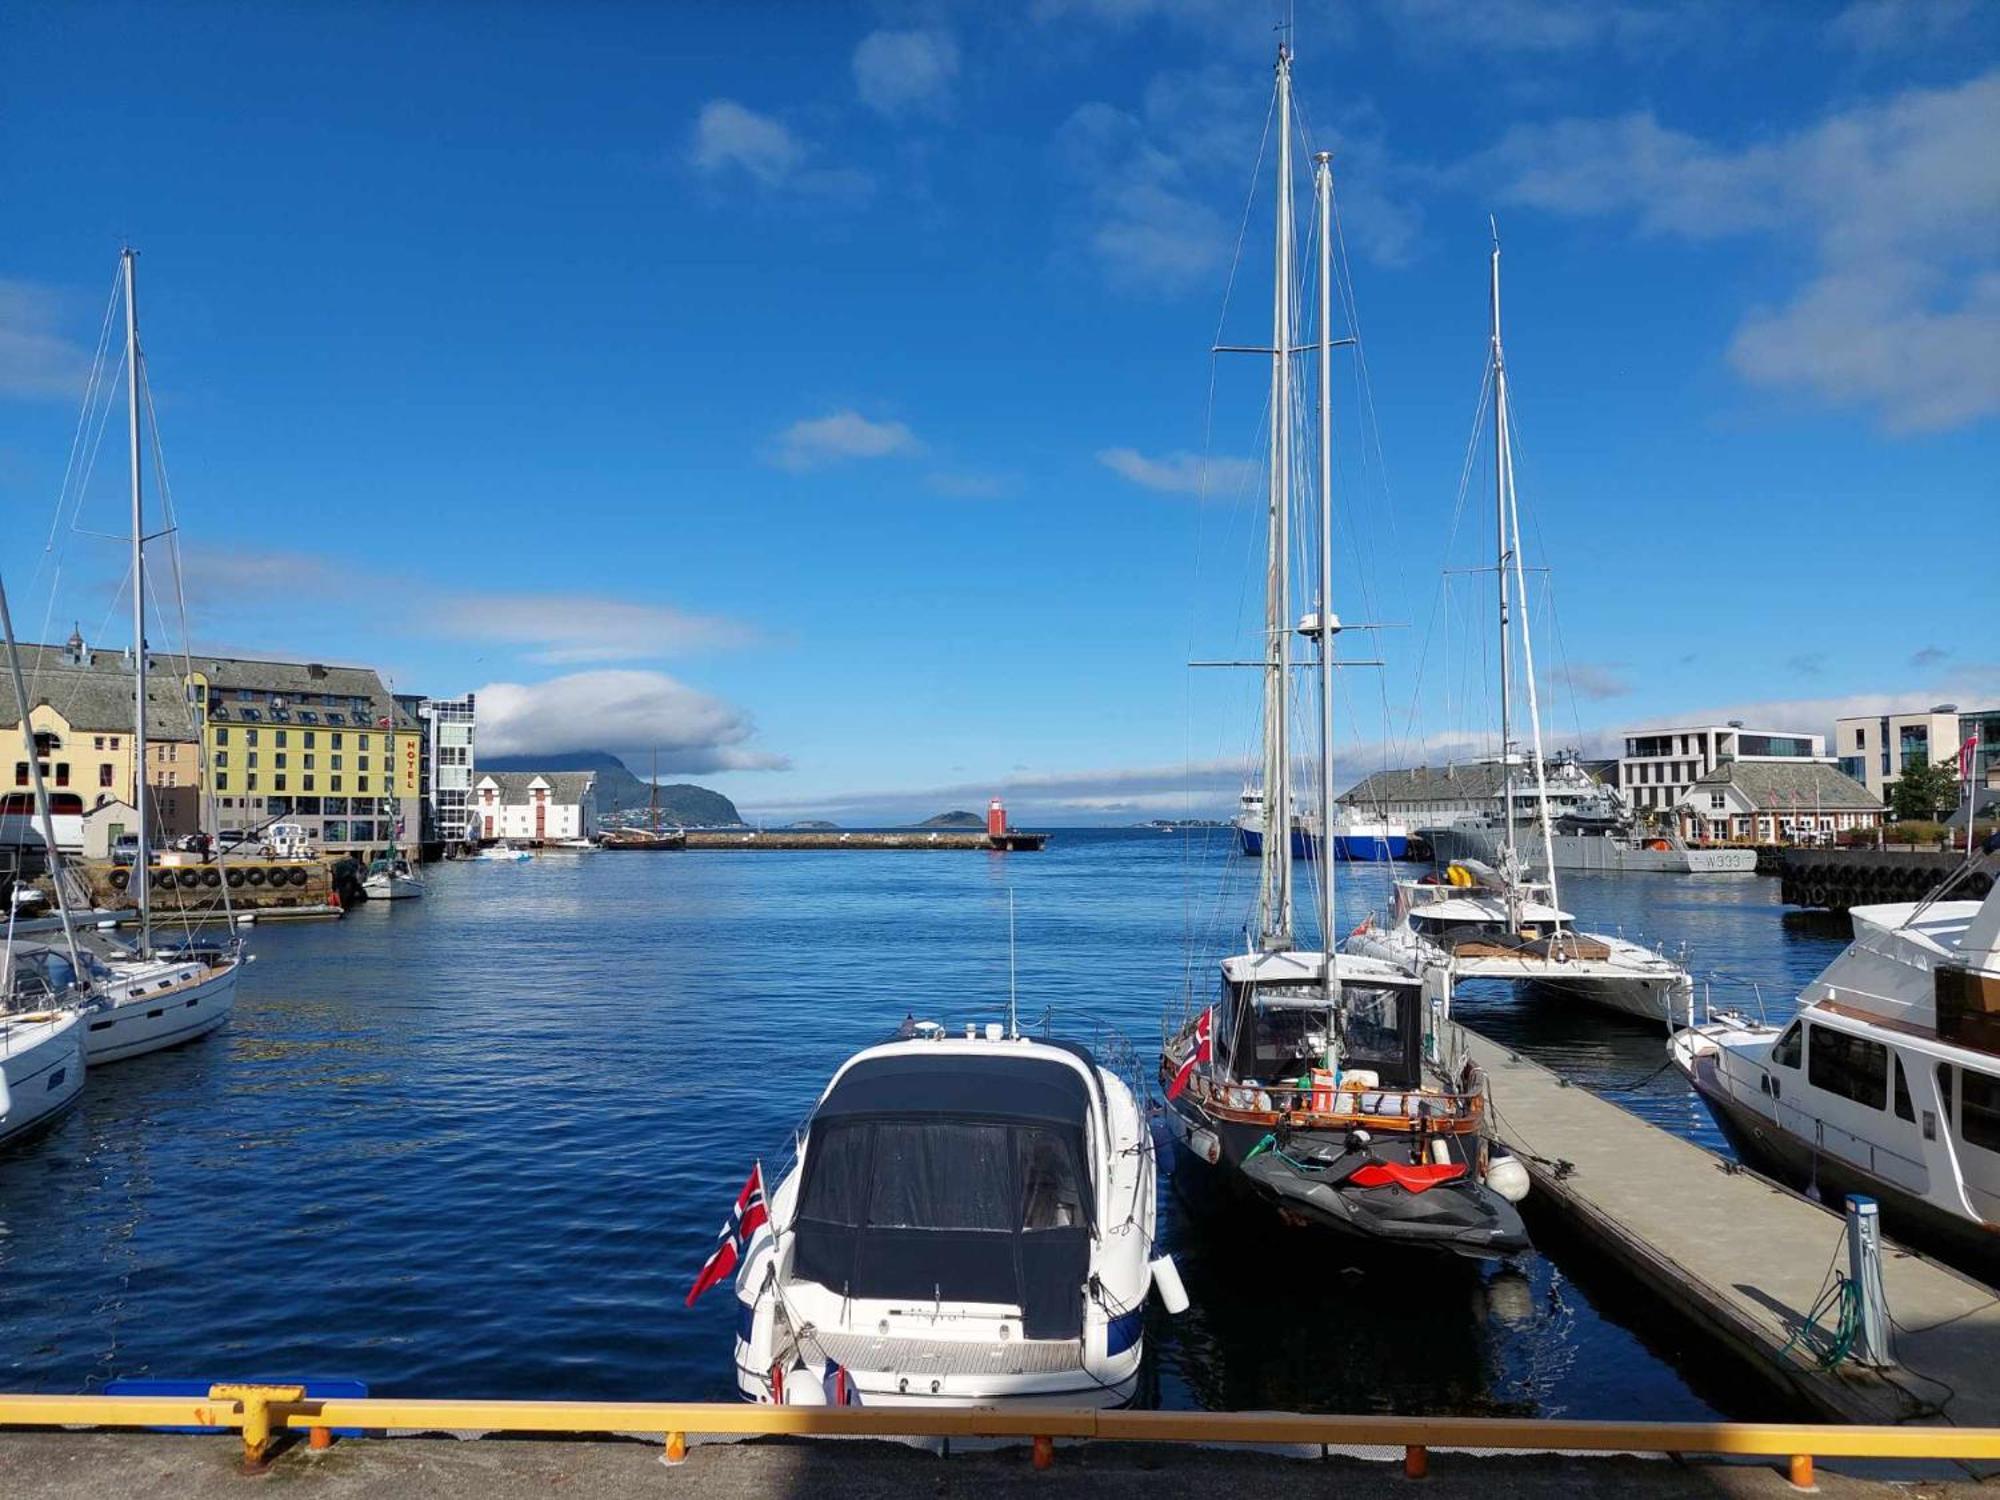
[823,1359,860,1406]
[1350,914,1373,937]
[685,1163,768,1307]
[1166,1007,1213,1101]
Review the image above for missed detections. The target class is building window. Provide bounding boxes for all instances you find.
[216,773,229,792]
[13,763,25,787]
[276,730,288,748]
[99,764,114,787]
[247,752,259,768]
[360,757,371,772]
[304,776,315,792]
[55,763,69,787]
[1808,1026,1887,1110]
[93,736,105,751]
[304,731,317,748]
[216,726,229,744]
[246,729,258,746]
[275,753,287,769]
[332,732,343,748]
[332,776,343,792]
[304,754,316,770]
[216,751,229,768]
[274,774,287,792]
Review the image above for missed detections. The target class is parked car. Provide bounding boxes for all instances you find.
[111,832,141,867]
[216,829,256,852]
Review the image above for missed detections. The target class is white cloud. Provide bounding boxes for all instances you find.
[688,99,873,202]
[771,410,919,472]
[0,279,93,401]
[853,29,959,118]
[1098,446,1256,498]
[477,669,787,773]
[1471,69,2000,431]
[429,593,753,664]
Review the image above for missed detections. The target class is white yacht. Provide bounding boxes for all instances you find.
[1345,235,1694,1026]
[1,949,88,1148]
[733,1024,1180,1407]
[1670,850,2000,1280]
[363,856,425,900]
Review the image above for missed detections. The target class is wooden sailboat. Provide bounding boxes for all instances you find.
[598,748,687,850]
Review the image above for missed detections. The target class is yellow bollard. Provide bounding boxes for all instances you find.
[661,1430,688,1467]
[1788,1453,1815,1490]
[208,1383,306,1468]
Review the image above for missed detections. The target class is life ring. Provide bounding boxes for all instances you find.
[201,868,222,888]
[245,867,268,887]
[109,868,130,890]
[225,868,244,889]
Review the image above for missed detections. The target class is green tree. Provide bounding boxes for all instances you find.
[1892,758,1960,822]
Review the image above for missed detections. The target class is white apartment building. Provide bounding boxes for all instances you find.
[425,693,477,845]
[472,772,597,844]
[1833,704,2000,807]
[1616,722,1825,816]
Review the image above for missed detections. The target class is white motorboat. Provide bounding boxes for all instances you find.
[363,856,425,900]
[551,838,598,851]
[1344,235,1693,1025]
[476,844,533,863]
[734,1023,1180,1407]
[1669,848,2000,1280]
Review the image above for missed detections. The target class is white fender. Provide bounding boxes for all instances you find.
[1484,1151,1531,1204]
[1149,1255,1190,1315]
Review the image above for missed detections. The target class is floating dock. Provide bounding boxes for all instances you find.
[1457,1023,2000,1439]
[683,830,1047,851]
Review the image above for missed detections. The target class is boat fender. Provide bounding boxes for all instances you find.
[1149,1255,1190,1315]
[1187,1127,1221,1166]
[779,1362,827,1406]
[1484,1150,1530,1204]
[1429,1138,1452,1167]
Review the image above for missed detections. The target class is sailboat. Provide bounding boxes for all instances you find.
[1,572,90,1147]
[597,749,686,850]
[1344,234,1694,1026]
[1159,48,1529,1262]
[56,251,244,1065]
[363,801,425,899]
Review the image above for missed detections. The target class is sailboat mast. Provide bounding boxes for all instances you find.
[1314,149,1340,1025]
[124,248,151,954]
[650,747,659,834]
[1489,231,1518,927]
[1257,44,1295,952]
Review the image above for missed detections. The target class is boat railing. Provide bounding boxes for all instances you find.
[1179,1072,1483,1128]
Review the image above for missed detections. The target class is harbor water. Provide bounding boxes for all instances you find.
[0,830,1852,1416]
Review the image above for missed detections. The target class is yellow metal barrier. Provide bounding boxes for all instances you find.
[0,1390,1995,1478]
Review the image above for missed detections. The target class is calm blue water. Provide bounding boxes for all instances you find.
[0,830,1850,1417]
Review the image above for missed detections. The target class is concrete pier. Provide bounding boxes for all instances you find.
[1458,1024,2000,1436]
[682,830,1047,851]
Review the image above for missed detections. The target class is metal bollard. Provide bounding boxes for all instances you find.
[208,1383,305,1468]
[1845,1196,1894,1367]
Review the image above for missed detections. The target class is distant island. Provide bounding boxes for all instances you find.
[480,749,747,827]
[787,820,840,830]
[916,810,987,829]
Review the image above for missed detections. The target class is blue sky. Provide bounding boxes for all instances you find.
[2,0,1995,823]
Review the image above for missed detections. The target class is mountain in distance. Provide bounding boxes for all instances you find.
[788,820,840,830]
[478,749,746,827]
[916,810,986,829]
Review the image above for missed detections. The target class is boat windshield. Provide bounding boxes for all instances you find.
[1231,981,1421,1088]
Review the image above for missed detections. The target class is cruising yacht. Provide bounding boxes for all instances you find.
[0,974,85,1149]
[1344,235,1694,1026]
[1670,847,2000,1279]
[363,856,425,900]
[1162,48,1528,1263]
[1238,790,1409,863]
[733,1023,1180,1407]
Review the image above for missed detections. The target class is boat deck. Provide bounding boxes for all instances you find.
[1457,1023,2000,1438]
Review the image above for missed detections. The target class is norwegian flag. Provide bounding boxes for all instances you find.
[685,1163,768,1307]
[1166,1007,1213,1101]
[822,1359,861,1406]
[1962,734,1981,780]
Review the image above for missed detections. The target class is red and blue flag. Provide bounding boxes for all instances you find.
[685,1163,768,1307]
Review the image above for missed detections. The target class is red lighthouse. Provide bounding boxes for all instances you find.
[987,799,1007,838]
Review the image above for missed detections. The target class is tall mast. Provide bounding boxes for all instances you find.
[124,248,151,954]
[1257,44,1295,951]
[1313,149,1340,1032]
[1489,229,1518,929]
[0,570,85,979]
[650,747,659,834]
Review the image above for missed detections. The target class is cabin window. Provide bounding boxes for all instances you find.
[799,1123,873,1226]
[867,1122,1013,1231]
[1892,1057,1914,1122]
[1961,1069,2000,1155]
[1771,1022,1802,1069]
[1016,1128,1086,1230]
[1807,1026,1887,1110]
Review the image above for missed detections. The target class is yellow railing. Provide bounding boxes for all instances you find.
[1,1389,1996,1485]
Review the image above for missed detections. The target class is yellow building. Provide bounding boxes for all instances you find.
[2,631,201,846]
[182,654,425,854]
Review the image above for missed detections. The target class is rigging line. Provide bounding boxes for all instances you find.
[32,261,124,599]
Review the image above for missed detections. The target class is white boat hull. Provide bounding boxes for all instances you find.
[1,1010,85,1147]
[363,873,425,900]
[83,960,238,1065]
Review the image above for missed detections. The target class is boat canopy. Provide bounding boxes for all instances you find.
[792,1052,1096,1339]
[1219,949,1419,992]
[1412,896,1571,925]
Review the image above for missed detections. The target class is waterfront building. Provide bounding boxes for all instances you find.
[1834,705,2000,810]
[1338,753,1615,830]
[423,693,477,848]
[472,771,597,844]
[1672,761,1881,844]
[186,656,425,856]
[1616,723,1826,817]
[0,631,202,850]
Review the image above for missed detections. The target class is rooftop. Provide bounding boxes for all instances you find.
[1682,759,1882,812]
[474,770,598,805]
